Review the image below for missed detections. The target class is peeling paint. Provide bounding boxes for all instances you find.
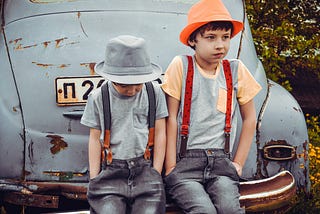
[9,38,38,50]
[32,61,70,68]
[32,62,55,68]
[80,62,96,75]
[16,44,38,50]
[42,41,51,48]
[46,135,68,154]
[43,171,85,181]
[9,37,78,51]
[59,64,69,68]
[9,38,22,44]
[55,37,67,48]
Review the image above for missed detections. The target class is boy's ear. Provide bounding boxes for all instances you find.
[188,39,196,47]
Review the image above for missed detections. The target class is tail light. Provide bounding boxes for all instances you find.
[263,144,296,161]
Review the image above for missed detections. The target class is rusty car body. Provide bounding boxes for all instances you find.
[0,0,310,213]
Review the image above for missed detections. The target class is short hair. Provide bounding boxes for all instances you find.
[188,21,233,49]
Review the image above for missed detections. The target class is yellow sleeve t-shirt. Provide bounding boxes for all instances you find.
[161,55,262,151]
[162,55,261,105]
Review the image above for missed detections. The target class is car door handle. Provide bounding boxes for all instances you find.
[62,110,84,119]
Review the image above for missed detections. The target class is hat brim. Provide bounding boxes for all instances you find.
[94,61,162,84]
[180,19,243,46]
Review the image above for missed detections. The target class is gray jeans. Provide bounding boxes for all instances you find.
[164,149,244,214]
[87,156,165,214]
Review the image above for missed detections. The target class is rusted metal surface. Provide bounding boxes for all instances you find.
[46,135,68,154]
[1,180,87,202]
[80,63,96,75]
[3,192,60,208]
[32,62,70,68]
[42,171,86,181]
[10,37,79,52]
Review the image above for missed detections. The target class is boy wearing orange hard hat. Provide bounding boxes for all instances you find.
[162,0,261,213]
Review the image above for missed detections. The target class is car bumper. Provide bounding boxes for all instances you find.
[0,171,295,213]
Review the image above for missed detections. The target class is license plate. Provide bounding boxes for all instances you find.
[55,76,105,106]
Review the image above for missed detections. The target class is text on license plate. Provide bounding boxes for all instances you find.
[55,76,105,106]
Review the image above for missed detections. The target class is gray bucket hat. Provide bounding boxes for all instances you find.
[95,35,162,84]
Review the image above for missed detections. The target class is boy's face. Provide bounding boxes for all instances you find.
[112,82,143,97]
[188,28,231,69]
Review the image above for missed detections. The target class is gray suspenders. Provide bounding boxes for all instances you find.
[100,81,156,165]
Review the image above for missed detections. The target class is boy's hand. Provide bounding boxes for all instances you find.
[232,161,243,176]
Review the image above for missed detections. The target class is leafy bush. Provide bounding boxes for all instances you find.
[245,1,319,212]
[289,115,320,213]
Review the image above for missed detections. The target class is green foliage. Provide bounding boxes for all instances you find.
[289,115,320,213]
[306,115,320,147]
[245,1,320,212]
[245,0,320,91]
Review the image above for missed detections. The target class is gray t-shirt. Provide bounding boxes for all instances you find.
[177,56,240,151]
[81,81,168,159]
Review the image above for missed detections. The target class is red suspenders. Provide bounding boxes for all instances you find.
[180,56,233,157]
[180,56,194,157]
[222,60,233,154]
[101,82,156,165]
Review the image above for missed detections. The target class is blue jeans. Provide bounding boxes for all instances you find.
[164,149,244,214]
[87,156,165,214]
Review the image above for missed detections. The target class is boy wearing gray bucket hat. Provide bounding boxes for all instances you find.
[81,35,168,214]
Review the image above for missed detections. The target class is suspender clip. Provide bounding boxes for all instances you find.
[179,134,188,158]
[224,132,231,155]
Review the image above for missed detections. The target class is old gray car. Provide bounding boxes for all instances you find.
[0,0,310,213]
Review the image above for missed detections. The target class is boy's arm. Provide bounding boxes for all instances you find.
[233,99,257,176]
[165,95,180,175]
[153,118,166,174]
[88,128,102,179]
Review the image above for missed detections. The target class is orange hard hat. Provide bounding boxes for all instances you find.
[180,0,244,46]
